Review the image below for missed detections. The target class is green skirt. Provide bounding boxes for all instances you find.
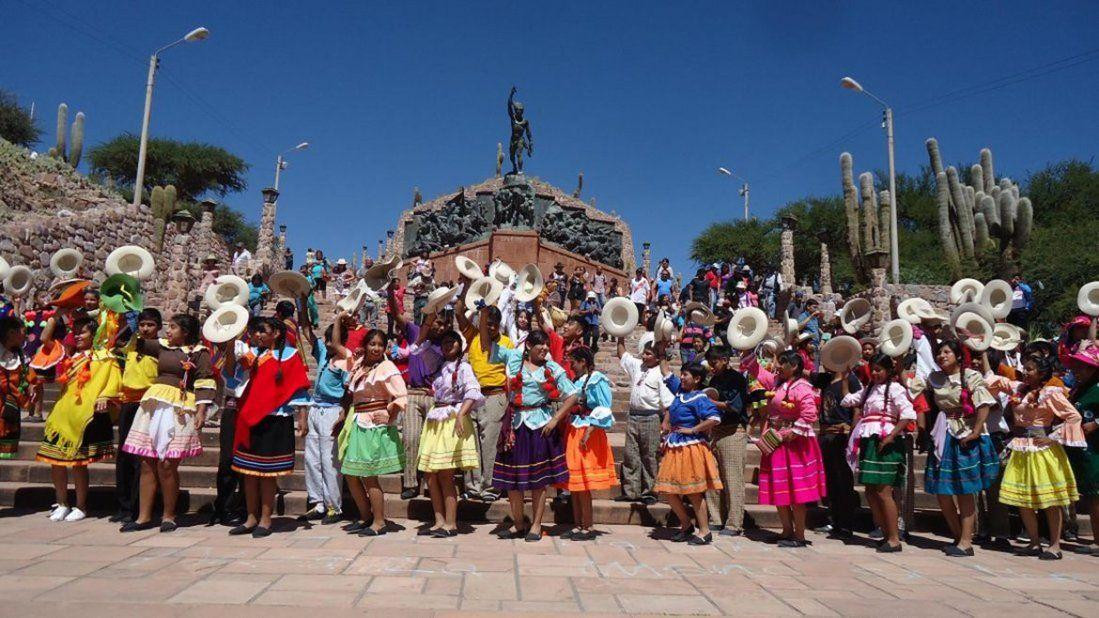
[1066,440,1099,497]
[340,424,404,477]
[858,435,905,487]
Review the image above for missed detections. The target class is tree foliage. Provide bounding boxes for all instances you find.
[0,89,41,147]
[87,134,249,203]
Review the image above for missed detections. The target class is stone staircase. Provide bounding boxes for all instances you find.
[2,293,1090,536]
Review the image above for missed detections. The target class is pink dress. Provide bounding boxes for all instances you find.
[757,377,828,506]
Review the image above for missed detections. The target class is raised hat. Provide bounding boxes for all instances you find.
[464,276,504,309]
[49,248,83,279]
[105,245,155,281]
[202,304,249,344]
[980,279,1013,320]
[269,270,312,299]
[896,297,933,325]
[424,285,460,316]
[0,257,9,283]
[682,301,716,327]
[950,278,984,305]
[653,310,676,343]
[337,280,368,314]
[4,265,34,298]
[513,264,544,303]
[1078,281,1099,317]
[990,322,1023,352]
[637,331,656,355]
[488,259,515,285]
[726,307,768,351]
[49,278,91,308]
[204,274,249,310]
[454,255,483,280]
[950,301,995,335]
[952,306,994,352]
[878,318,913,358]
[821,335,861,372]
[601,297,639,338]
[363,255,402,292]
[838,298,872,335]
[783,316,800,345]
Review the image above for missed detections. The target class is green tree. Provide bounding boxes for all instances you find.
[690,218,780,273]
[87,134,249,203]
[0,89,41,147]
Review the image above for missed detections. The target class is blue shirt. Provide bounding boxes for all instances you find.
[664,390,721,448]
[655,278,674,299]
[248,283,269,305]
[570,371,614,429]
[579,300,601,326]
[489,344,577,430]
[310,338,349,404]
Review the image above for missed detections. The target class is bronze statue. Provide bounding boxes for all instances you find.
[495,142,503,177]
[507,86,533,175]
[573,171,583,198]
[413,186,423,208]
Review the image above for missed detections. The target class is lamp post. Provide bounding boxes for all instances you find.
[132,27,210,208]
[840,76,899,285]
[274,142,310,191]
[717,167,750,220]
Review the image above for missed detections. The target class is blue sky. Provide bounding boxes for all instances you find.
[5,1,1098,271]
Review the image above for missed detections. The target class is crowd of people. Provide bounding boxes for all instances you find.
[0,250,1096,560]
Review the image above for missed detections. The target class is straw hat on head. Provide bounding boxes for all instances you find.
[682,301,716,327]
[105,245,155,281]
[424,285,460,316]
[896,297,933,325]
[950,278,984,305]
[837,298,872,335]
[464,277,503,309]
[488,259,515,285]
[202,304,250,344]
[878,318,913,358]
[513,264,543,302]
[454,255,483,280]
[601,297,638,338]
[4,265,34,298]
[821,335,862,372]
[50,248,83,279]
[980,279,1013,320]
[204,274,249,310]
[1078,281,1099,317]
[726,307,768,351]
[990,322,1024,352]
[269,270,311,299]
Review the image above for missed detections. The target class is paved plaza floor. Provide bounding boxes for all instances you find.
[0,511,1097,617]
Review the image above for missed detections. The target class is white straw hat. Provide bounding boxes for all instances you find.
[105,245,155,281]
[878,319,913,358]
[821,335,861,372]
[980,279,1013,320]
[49,248,83,279]
[838,298,872,335]
[1078,281,1099,317]
[726,307,768,351]
[601,297,638,338]
[950,278,984,305]
[513,264,544,303]
[204,274,249,310]
[202,304,249,343]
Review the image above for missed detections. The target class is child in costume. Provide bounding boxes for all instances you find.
[1,316,38,459]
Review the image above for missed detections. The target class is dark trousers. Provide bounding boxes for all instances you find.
[114,402,142,519]
[583,323,600,352]
[212,403,243,517]
[818,431,861,531]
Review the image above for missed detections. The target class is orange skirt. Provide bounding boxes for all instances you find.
[555,424,619,492]
[655,442,723,495]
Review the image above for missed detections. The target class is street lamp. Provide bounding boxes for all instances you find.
[131,27,210,208]
[717,167,750,220]
[274,142,310,191]
[840,75,900,284]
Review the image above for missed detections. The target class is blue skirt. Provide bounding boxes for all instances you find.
[924,434,1000,495]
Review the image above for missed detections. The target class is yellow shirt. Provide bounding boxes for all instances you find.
[120,339,160,402]
[463,326,512,388]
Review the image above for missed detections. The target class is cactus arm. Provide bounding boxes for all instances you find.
[970,164,984,198]
[974,212,990,249]
[68,112,84,168]
[859,172,878,250]
[1014,197,1033,251]
[946,166,975,258]
[840,153,863,280]
[998,191,1016,241]
[936,172,961,276]
[926,138,944,177]
[980,148,995,193]
[55,103,68,160]
[979,194,999,235]
[878,190,891,260]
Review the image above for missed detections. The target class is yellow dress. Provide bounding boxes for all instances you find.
[36,349,121,466]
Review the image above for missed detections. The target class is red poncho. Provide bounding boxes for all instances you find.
[234,346,311,449]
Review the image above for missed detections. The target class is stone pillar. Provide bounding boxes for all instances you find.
[385,229,395,258]
[817,231,833,296]
[275,224,287,265]
[780,215,797,289]
[361,246,369,272]
[642,242,651,277]
[867,249,890,332]
[255,187,279,269]
[377,239,384,259]
[164,232,197,316]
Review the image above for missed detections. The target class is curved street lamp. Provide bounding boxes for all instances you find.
[717,167,750,220]
[274,141,310,190]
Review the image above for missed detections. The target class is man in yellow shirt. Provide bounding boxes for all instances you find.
[457,302,512,502]
[112,309,162,524]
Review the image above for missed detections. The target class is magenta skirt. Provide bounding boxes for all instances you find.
[758,434,827,506]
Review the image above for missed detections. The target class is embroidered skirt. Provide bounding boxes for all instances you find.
[557,424,619,492]
[654,442,720,495]
[999,445,1080,509]
[757,434,827,506]
[924,434,999,495]
[492,423,568,492]
[121,398,203,460]
[36,412,114,466]
[417,415,479,473]
[1066,440,1099,496]
[857,435,905,487]
[0,401,20,459]
[341,425,404,477]
[231,415,296,477]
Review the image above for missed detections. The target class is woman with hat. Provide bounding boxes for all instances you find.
[984,354,1085,560]
[337,329,407,536]
[757,350,827,547]
[918,339,1000,557]
[840,354,916,552]
[227,317,312,537]
[1064,345,1099,555]
[1,315,38,460]
[119,314,215,533]
[36,317,120,522]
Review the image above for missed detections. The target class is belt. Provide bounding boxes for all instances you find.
[354,401,388,412]
[629,409,661,417]
[482,386,506,395]
[407,387,431,395]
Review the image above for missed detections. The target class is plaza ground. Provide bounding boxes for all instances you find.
[0,510,1097,617]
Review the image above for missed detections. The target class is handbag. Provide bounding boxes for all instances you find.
[756,428,783,456]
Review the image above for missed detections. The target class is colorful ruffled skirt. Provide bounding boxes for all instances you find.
[1066,439,1099,497]
[232,415,296,477]
[36,412,114,466]
[492,423,567,492]
[341,424,404,477]
[924,434,999,495]
[417,415,479,473]
[654,442,720,495]
[557,424,619,492]
[999,445,1079,509]
[121,386,203,460]
[858,436,905,487]
[757,435,827,506]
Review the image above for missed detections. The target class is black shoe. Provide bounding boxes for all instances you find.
[302,509,325,521]
[640,495,658,506]
[119,520,157,533]
[876,542,903,553]
[321,512,342,525]
[359,527,387,537]
[400,487,420,500]
[777,539,809,548]
[1014,544,1042,557]
[813,524,834,534]
[613,495,637,503]
[344,521,369,534]
[670,526,696,542]
[1070,543,1097,555]
[480,493,500,503]
[828,528,853,539]
[559,528,580,540]
[431,528,458,539]
[251,526,271,538]
[229,524,256,536]
[108,512,127,523]
[687,533,713,546]
[159,521,178,533]
[719,528,743,537]
[868,527,884,540]
[572,530,596,542]
[524,531,543,542]
[983,536,1014,551]
[943,545,975,557]
[1038,550,1063,561]
[552,491,571,505]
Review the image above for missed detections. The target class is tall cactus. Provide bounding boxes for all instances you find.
[927,140,1034,275]
[69,112,84,168]
[151,184,178,251]
[840,152,889,284]
[48,103,86,168]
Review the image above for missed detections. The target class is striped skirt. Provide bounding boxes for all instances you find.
[654,442,721,495]
[492,423,568,492]
[231,415,296,477]
[999,445,1079,509]
[757,434,827,506]
[858,435,905,487]
[924,434,999,495]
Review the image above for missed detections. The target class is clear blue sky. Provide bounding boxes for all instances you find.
[6,1,1098,272]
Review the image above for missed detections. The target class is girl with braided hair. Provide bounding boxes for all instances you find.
[1,316,38,460]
